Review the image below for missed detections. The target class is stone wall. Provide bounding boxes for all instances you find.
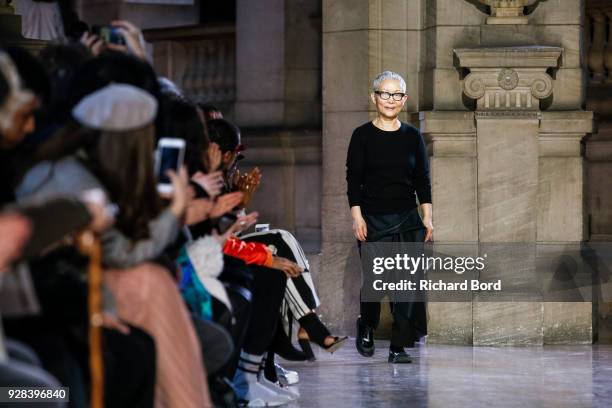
[321,0,597,345]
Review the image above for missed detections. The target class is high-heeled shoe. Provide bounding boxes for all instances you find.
[270,321,309,361]
[297,331,348,358]
[297,313,348,360]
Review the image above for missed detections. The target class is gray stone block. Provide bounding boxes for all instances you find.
[427,302,474,345]
[235,100,284,128]
[548,68,584,110]
[544,302,593,344]
[527,0,583,25]
[318,242,362,333]
[368,0,426,30]
[433,68,466,110]
[322,111,369,195]
[473,302,544,345]
[476,117,539,242]
[322,193,354,244]
[323,31,371,112]
[479,25,581,69]
[322,0,368,33]
[295,164,322,229]
[435,26,481,68]
[537,157,585,242]
[434,0,487,26]
[431,157,479,242]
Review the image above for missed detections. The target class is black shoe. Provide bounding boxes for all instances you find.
[355,317,375,357]
[270,321,310,361]
[388,349,412,364]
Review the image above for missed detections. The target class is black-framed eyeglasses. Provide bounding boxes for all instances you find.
[374,91,406,101]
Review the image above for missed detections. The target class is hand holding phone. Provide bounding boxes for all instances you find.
[155,138,186,194]
[91,25,126,45]
[166,167,190,218]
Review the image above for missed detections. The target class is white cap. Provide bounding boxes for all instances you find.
[72,83,157,132]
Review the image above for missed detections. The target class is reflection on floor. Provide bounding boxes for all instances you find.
[281,339,612,408]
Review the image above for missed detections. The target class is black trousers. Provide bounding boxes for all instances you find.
[359,208,428,348]
[242,265,287,356]
[217,255,286,374]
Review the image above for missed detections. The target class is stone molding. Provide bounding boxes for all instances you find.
[455,46,562,112]
[454,46,563,68]
[476,0,539,25]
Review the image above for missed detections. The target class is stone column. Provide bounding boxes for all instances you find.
[539,111,593,344]
[425,46,594,346]
[419,111,477,344]
[320,0,432,334]
[235,0,321,128]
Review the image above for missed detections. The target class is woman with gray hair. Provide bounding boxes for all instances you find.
[346,71,433,363]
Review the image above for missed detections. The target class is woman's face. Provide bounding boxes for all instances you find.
[370,79,407,120]
[0,99,38,148]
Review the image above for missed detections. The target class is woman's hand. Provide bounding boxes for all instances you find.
[209,192,243,218]
[166,166,190,218]
[270,256,303,278]
[351,206,367,241]
[191,171,224,198]
[206,143,222,173]
[80,32,105,56]
[423,217,434,242]
[352,216,367,241]
[0,214,31,272]
[80,189,115,234]
[420,203,433,242]
[212,211,259,245]
[102,313,130,335]
[109,20,147,60]
[185,198,214,225]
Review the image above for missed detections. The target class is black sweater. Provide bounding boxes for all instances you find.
[346,121,432,214]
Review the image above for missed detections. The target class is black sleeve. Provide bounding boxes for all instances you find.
[413,130,432,205]
[18,198,92,259]
[346,128,365,208]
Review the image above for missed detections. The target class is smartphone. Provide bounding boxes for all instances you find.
[216,214,237,234]
[92,25,126,45]
[255,224,269,232]
[155,138,186,194]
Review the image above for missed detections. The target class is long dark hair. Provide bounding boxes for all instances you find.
[29,121,161,240]
[87,123,162,240]
[158,96,209,175]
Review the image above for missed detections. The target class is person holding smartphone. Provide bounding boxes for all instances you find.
[346,71,433,364]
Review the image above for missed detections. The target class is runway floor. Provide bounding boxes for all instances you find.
[280,339,612,408]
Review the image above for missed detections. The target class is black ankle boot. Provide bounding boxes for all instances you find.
[355,317,374,357]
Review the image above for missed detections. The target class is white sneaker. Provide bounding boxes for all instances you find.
[259,375,299,401]
[246,381,291,407]
[275,363,299,385]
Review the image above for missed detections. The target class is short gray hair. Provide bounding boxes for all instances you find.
[371,71,406,93]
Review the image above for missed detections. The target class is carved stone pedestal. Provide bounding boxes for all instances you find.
[422,46,594,345]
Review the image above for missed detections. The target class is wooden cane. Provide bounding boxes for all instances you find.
[77,231,104,408]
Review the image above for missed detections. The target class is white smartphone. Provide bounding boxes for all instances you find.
[155,138,186,194]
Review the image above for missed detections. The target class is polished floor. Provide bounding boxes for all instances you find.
[281,339,612,408]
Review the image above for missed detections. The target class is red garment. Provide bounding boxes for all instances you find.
[223,236,273,267]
